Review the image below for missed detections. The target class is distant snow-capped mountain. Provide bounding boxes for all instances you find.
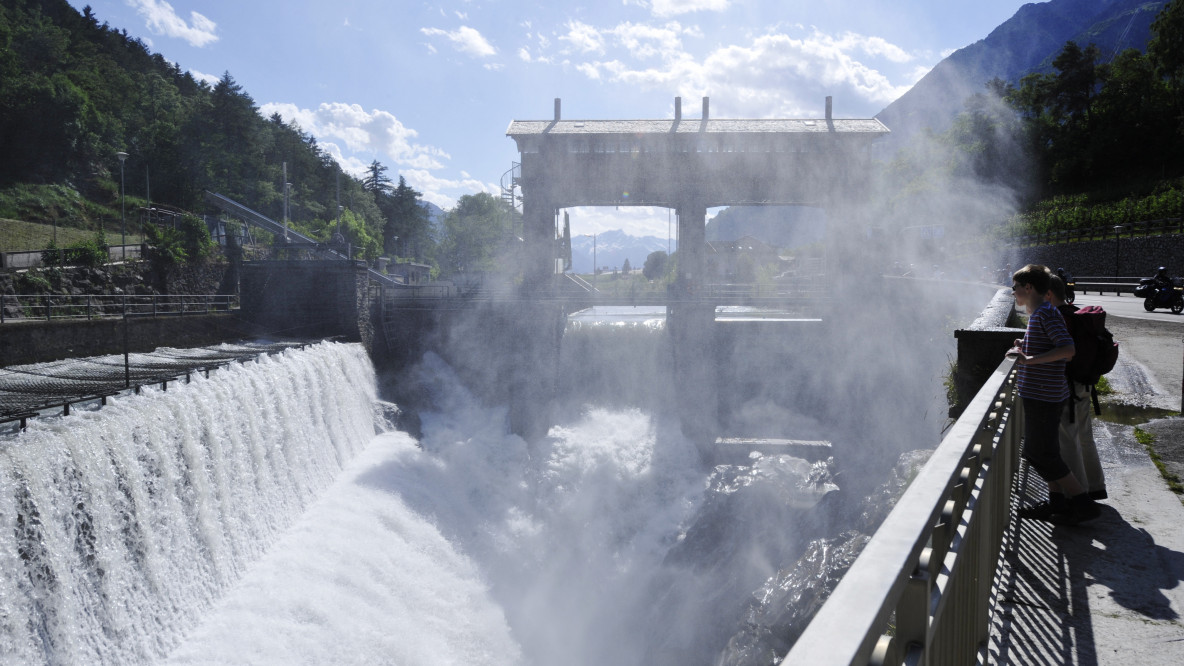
[570,230,675,274]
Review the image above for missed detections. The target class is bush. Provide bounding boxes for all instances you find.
[15,272,52,294]
[40,230,108,267]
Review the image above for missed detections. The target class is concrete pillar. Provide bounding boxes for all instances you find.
[669,201,717,459]
[675,202,708,288]
[521,194,557,291]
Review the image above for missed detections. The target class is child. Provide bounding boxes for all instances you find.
[1007,264,1100,524]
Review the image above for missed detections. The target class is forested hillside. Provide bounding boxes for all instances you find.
[0,0,470,267]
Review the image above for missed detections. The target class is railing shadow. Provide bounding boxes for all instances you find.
[988,468,1184,665]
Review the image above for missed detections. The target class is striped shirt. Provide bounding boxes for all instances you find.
[1016,301,1073,402]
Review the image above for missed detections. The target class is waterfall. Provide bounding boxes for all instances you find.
[0,342,377,665]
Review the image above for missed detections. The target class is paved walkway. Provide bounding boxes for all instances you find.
[987,314,1184,664]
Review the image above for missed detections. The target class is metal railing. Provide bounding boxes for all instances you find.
[1070,275,1145,295]
[784,357,1020,665]
[0,294,238,324]
[1009,217,1183,246]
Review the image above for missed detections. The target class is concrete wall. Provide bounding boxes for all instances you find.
[998,234,1184,277]
[952,289,1025,418]
[239,260,373,345]
[0,313,248,366]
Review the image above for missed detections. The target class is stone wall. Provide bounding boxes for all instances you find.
[997,234,1184,277]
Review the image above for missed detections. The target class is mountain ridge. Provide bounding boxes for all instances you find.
[876,0,1167,143]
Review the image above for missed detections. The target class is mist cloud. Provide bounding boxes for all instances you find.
[126,0,218,47]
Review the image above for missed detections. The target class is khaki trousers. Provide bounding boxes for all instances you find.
[1058,381,1107,494]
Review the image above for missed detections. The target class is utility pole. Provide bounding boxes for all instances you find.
[282,161,290,241]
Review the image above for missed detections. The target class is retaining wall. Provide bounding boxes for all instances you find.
[239,260,374,346]
[998,234,1184,276]
[0,313,249,366]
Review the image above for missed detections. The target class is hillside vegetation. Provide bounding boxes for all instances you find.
[0,0,518,277]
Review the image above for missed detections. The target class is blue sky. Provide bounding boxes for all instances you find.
[69,0,1033,236]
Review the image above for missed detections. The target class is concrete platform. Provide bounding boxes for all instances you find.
[986,311,1184,664]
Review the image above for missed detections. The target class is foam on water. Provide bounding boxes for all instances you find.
[0,342,376,665]
[1,343,838,665]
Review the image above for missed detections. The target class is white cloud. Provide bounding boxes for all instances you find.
[401,168,497,210]
[650,0,730,18]
[126,0,218,47]
[610,21,685,60]
[576,62,602,80]
[259,102,449,171]
[565,25,914,117]
[420,26,497,58]
[833,32,914,64]
[565,206,674,239]
[188,68,220,86]
[559,20,605,55]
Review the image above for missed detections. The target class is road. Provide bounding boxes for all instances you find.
[1072,291,1184,323]
[1069,291,1183,411]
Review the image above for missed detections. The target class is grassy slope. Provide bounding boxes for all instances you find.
[1,219,142,253]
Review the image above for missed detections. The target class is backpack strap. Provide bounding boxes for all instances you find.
[1091,383,1102,416]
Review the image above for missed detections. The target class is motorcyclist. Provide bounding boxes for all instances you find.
[1153,266,1172,290]
[1056,267,1075,303]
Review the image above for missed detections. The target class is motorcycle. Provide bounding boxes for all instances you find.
[1064,277,1076,304]
[1134,278,1184,314]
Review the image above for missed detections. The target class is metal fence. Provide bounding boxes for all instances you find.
[0,293,238,323]
[0,340,310,430]
[784,357,1020,665]
[1009,217,1182,247]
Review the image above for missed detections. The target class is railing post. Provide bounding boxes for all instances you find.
[44,295,50,321]
[153,294,157,317]
[180,294,185,316]
[86,295,91,320]
[897,548,935,665]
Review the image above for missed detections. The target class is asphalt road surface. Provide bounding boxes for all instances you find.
[1072,291,1184,323]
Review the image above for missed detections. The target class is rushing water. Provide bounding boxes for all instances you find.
[0,340,865,665]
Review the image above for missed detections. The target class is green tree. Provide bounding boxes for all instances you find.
[642,250,668,280]
[436,192,521,276]
[362,160,393,195]
[383,176,431,259]
[1150,0,1184,85]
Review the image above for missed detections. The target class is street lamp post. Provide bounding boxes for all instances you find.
[1113,225,1124,279]
[116,151,128,259]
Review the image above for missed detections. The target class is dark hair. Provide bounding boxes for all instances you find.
[1048,274,1066,301]
[1012,263,1051,294]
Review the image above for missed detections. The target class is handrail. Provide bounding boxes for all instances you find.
[0,293,238,324]
[784,357,1020,665]
[204,191,402,288]
[1008,216,1183,246]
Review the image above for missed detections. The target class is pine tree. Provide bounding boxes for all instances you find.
[362,160,393,195]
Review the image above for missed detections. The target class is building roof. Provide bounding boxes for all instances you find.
[506,118,889,137]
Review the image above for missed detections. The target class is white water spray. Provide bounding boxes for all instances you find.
[1,341,861,666]
[0,343,376,665]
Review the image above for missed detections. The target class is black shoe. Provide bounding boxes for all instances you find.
[1088,489,1108,500]
[1019,498,1064,520]
[1049,495,1102,525]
